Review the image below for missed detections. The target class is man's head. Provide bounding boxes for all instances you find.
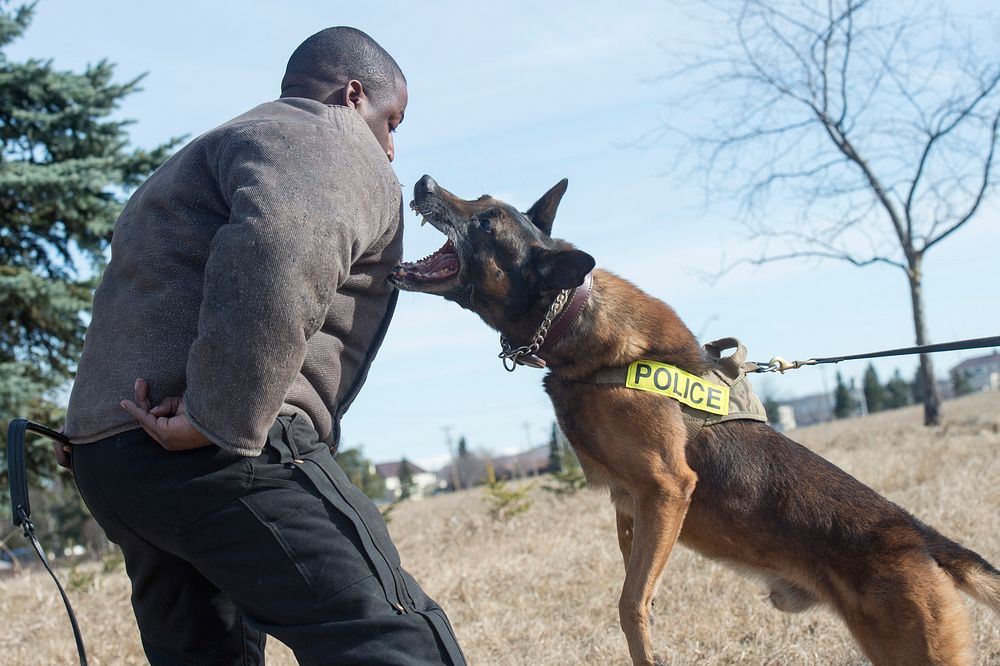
[281,27,407,161]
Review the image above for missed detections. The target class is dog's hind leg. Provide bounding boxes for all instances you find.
[840,556,974,666]
[618,474,696,666]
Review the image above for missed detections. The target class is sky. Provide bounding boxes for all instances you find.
[8,0,999,470]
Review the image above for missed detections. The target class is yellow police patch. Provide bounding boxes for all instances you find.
[625,360,730,416]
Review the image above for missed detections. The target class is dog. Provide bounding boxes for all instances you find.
[389,175,1000,666]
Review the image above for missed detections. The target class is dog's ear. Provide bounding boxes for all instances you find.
[534,247,595,291]
[525,178,568,236]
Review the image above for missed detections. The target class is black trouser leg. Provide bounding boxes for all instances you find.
[74,415,465,666]
[74,435,265,665]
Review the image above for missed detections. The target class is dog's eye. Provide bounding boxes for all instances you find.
[494,268,503,279]
[478,218,493,233]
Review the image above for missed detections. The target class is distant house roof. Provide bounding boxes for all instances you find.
[491,444,551,476]
[375,460,427,479]
[952,350,1000,373]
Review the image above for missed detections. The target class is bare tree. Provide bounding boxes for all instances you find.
[664,0,999,425]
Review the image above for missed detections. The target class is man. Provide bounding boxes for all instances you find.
[60,27,466,665]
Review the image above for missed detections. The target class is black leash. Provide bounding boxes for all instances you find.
[6,418,88,666]
[751,335,1000,373]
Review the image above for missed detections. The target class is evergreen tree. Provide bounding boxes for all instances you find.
[454,440,488,490]
[833,372,858,419]
[0,2,178,496]
[862,364,887,413]
[544,443,586,497]
[884,369,912,410]
[449,434,468,491]
[397,458,416,500]
[334,446,386,500]
[482,462,534,522]
[762,395,780,425]
[547,422,561,473]
[950,368,973,397]
[911,366,926,404]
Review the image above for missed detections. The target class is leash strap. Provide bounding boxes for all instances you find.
[812,335,1000,364]
[753,335,1000,373]
[7,418,89,666]
[21,513,89,665]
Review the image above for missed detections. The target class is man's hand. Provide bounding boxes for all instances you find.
[53,426,72,472]
[120,378,212,452]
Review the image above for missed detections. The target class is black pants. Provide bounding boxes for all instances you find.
[74,414,465,666]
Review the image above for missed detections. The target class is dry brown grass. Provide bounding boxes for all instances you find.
[3,392,999,665]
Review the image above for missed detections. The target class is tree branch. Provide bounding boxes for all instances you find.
[922,105,1000,253]
[704,248,907,285]
[905,67,1000,237]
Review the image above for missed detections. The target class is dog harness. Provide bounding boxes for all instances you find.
[587,337,768,438]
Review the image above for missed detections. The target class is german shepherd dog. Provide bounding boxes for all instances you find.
[389,175,1000,665]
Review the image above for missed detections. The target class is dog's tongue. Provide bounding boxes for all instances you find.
[422,247,458,274]
[396,239,460,282]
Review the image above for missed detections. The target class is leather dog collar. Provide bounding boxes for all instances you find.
[540,271,593,353]
[498,271,594,371]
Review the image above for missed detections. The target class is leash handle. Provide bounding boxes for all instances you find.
[8,418,68,527]
[6,418,88,666]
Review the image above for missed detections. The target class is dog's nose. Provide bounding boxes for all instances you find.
[414,174,438,199]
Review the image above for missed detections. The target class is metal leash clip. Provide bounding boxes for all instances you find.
[753,357,818,374]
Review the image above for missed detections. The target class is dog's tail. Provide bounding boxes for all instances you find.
[930,532,1000,615]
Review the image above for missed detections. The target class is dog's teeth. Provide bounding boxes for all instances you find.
[420,216,428,227]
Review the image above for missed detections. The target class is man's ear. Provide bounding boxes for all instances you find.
[342,80,366,109]
[525,178,569,236]
[534,247,595,291]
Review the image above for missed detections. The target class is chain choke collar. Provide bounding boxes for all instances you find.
[498,271,594,371]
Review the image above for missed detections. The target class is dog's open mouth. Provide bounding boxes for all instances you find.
[393,238,460,283]
[390,188,463,291]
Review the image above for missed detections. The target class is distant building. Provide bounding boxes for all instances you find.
[780,392,834,428]
[375,460,444,500]
[490,444,552,480]
[950,351,1000,393]
[775,405,797,431]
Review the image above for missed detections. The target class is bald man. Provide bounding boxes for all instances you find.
[62,27,466,665]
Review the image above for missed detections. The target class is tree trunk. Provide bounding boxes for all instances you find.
[907,258,941,425]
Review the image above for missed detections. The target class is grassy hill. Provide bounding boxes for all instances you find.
[3,392,998,665]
